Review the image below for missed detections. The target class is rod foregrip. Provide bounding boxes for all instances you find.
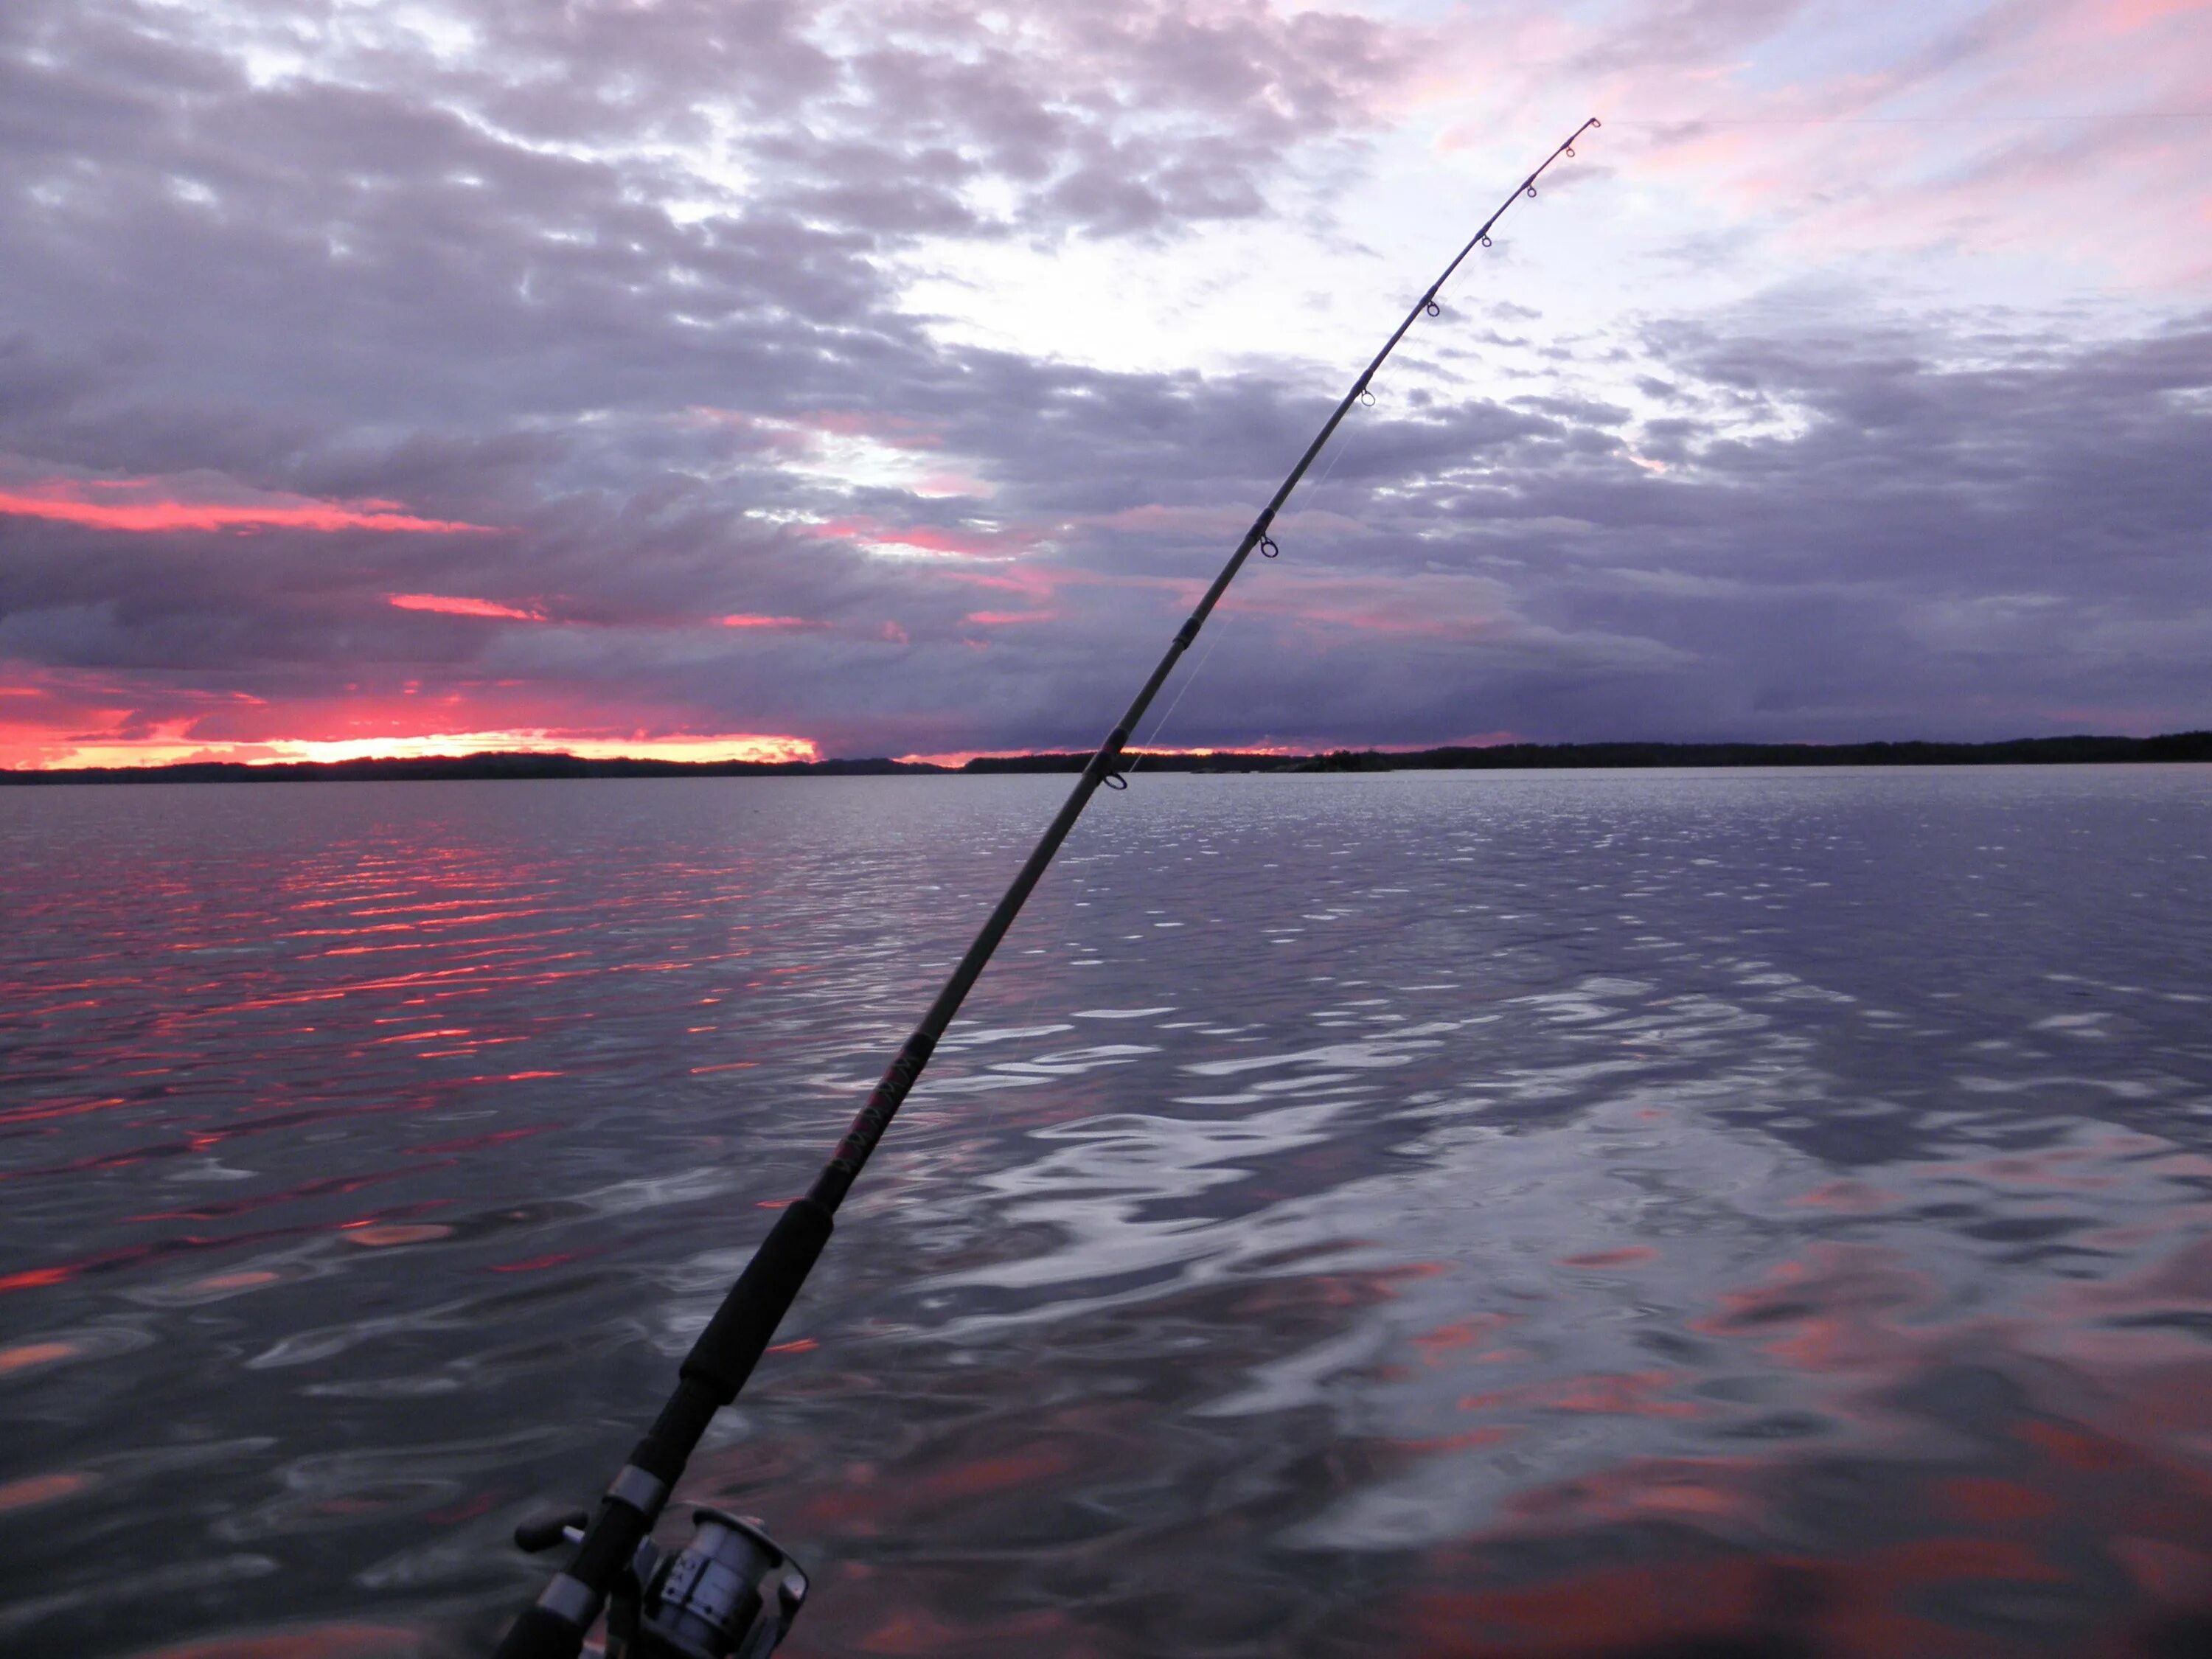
[680,1197,835,1399]
[491,1200,836,1658]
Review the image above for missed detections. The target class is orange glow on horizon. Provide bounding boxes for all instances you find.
[0,664,824,771]
[1,713,819,772]
[717,613,821,630]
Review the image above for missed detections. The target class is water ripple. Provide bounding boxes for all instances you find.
[3,769,2211,1655]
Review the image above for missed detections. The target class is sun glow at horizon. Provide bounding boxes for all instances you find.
[260,731,821,765]
[2,725,821,771]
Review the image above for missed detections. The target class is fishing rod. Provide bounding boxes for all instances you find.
[493,116,1599,1659]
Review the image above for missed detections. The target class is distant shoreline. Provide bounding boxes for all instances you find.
[4,732,2208,785]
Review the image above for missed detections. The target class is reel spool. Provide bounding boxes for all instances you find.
[517,1505,807,1659]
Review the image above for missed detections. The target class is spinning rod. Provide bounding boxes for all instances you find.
[494,115,1599,1659]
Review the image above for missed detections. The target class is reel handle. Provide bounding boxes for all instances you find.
[515,1508,590,1554]
[509,1503,807,1659]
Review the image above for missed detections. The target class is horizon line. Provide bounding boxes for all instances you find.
[4,731,2208,783]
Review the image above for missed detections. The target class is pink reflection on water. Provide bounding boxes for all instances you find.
[0,1202,451,1295]
[1365,1204,2212,1656]
[119,1625,432,1659]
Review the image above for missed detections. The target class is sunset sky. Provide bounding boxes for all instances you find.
[1,0,2207,768]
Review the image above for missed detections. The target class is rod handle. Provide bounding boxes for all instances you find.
[680,1197,834,1402]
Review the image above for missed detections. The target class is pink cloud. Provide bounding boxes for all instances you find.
[1415,0,2212,285]
[1220,570,1516,641]
[0,477,493,535]
[935,563,1065,597]
[800,409,946,451]
[799,514,1044,560]
[2093,0,2211,35]
[684,409,985,492]
[914,471,994,498]
[680,407,818,454]
[389,594,547,621]
[717,613,824,630]
[1086,503,1254,537]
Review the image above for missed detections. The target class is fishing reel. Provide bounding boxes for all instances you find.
[516,1505,808,1659]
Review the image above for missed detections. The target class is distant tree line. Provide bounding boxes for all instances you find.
[7,731,2205,785]
[0,753,937,785]
[961,733,2212,774]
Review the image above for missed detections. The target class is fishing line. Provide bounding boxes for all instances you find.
[1609,111,2211,126]
[1131,409,1365,767]
[1130,356,1391,768]
[493,116,1602,1659]
[1301,381,1366,495]
[1127,591,1232,768]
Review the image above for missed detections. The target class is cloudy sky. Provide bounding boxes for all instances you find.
[1,0,2206,768]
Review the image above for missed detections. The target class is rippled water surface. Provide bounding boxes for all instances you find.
[5,768,2212,1658]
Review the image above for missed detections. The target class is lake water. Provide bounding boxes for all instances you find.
[4,768,2211,1659]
